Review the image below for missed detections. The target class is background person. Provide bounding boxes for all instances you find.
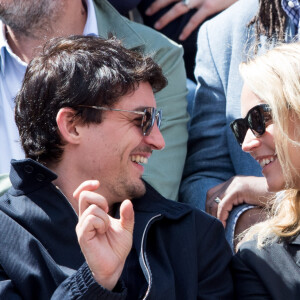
[108,0,237,81]
[232,42,300,300]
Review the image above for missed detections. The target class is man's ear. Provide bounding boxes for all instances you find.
[56,108,81,144]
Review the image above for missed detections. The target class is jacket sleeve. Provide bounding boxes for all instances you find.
[51,263,127,300]
[180,21,235,210]
[0,263,127,300]
[232,251,272,299]
[197,217,234,298]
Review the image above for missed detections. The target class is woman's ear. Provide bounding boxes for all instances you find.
[56,108,81,144]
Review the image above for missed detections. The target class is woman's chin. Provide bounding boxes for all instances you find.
[266,178,285,193]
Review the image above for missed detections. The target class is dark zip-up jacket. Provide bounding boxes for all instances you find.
[0,159,233,299]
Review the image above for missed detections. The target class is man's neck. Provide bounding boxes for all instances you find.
[51,157,116,215]
[5,0,87,63]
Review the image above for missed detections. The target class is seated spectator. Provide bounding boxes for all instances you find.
[180,0,292,251]
[142,0,237,81]
[0,0,189,202]
[108,0,237,81]
[232,42,300,299]
[0,35,233,299]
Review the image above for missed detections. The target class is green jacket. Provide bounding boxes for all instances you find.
[0,0,189,200]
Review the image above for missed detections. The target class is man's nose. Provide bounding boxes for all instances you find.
[144,122,165,150]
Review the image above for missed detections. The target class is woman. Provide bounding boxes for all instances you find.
[231,42,300,299]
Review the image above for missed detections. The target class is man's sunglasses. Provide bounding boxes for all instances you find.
[230,104,272,146]
[77,105,162,136]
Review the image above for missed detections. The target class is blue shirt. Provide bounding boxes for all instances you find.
[0,0,98,174]
[282,0,300,32]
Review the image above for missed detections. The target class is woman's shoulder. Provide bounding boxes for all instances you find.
[232,235,300,299]
[234,235,300,270]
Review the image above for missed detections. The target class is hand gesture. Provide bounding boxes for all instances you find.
[74,180,134,290]
[206,176,273,227]
[146,0,237,40]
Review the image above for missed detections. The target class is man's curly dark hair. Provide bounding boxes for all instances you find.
[15,35,167,166]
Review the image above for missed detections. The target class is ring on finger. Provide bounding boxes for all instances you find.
[181,0,191,9]
[214,197,222,204]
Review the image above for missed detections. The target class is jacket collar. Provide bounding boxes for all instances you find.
[9,159,193,220]
[93,0,145,50]
[9,159,57,196]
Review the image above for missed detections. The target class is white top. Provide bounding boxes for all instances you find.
[0,0,98,173]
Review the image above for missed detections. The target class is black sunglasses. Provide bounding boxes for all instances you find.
[77,105,162,136]
[230,104,272,146]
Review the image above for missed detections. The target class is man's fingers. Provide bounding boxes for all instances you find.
[78,204,110,232]
[206,181,227,200]
[120,200,134,234]
[76,205,110,243]
[78,190,109,217]
[73,180,100,199]
[179,10,206,40]
[145,0,176,16]
[217,199,232,226]
[206,197,218,217]
[154,2,189,30]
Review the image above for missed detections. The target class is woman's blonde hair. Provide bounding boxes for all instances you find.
[239,42,300,247]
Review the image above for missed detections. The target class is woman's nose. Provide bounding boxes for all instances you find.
[242,129,261,152]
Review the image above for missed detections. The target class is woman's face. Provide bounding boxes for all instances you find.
[240,84,285,192]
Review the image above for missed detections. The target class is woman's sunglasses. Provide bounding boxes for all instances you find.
[230,104,272,146]
[77,105,162,136]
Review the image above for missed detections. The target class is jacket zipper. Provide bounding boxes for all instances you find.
[141,213,162,300]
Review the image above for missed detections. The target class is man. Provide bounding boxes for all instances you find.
[180,0,293,250]
[0,0,189,200]
[0,36,233,299]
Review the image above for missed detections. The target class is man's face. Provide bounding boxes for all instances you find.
[0,0,64,35]
[75,82,165,203]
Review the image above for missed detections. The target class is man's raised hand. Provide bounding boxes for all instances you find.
[73,180,134,290]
